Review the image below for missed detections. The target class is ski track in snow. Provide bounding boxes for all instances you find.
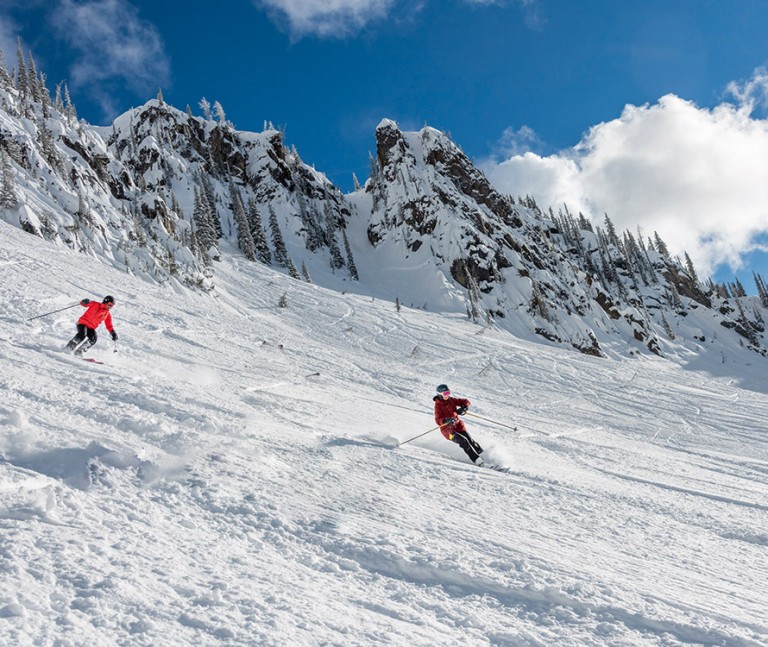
[1,223,767,646]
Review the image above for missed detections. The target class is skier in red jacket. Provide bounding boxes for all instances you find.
[433,384,485,466]
[66,296,118,355]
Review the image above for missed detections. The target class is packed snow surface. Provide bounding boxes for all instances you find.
[1,221,766,646]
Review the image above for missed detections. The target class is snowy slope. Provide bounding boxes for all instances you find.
[1,220,767,646]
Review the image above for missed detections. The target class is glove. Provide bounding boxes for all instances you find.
[81,299,91,305]
[442,417,457,426]
[111,331,118,341]
[456,405,468,415]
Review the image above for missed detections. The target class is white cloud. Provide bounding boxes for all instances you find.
[255,0,399,39]
[254,0,537,39]
[462,0,543,29]
[482,72,768,278]
[48,0,170,118]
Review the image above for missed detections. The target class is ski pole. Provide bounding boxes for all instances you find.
[465,411,518,431]
[398,425,441,447]
[27,302,81,321]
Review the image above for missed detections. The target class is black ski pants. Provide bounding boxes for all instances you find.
[67,324,97,353]
[452,430,483,463]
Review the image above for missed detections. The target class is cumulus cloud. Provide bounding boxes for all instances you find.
[255,0,400,39]
[462,0,543,28]
[254,0,537,39]
[482,71,768,278]
[47,0,170,118]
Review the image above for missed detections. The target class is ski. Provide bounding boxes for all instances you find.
[81,358,105,365]
[479,462,510,473]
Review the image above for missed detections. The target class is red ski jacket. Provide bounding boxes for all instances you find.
[433,395,471,439]
[77,301,114,332]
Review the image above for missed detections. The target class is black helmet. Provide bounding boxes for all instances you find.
[102,295,115,304]
[436,384,450,393]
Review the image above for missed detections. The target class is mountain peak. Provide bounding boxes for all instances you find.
[2,70,767,361]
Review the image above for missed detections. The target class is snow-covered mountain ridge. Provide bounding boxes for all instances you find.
[1,213,767,646]
[2,53,768,362]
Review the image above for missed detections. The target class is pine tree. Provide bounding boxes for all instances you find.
[213,101,227,126]
[660,312,675,340]
[753,272,768,308]
[15,38,28,99]
[39,72,51,118]
[229,184,256,261]
[731,277,747,298]
[199,174,222,238]
[0,50,12,89]
[199,97,211,120]
[684,252,698,282]
[465,265,482,322]
[368,151,379,182]
[63,83,77,124]
[603,213,621,248]
[27,51,40,103]
[269,206,288,267]
[530,281,550,320]
[0,150,18,208]
[37,117,60,169]
[286,257,301,280]
[668,284,683,309]
[192,186,218,263]
[247,199,272,264]
[301,261,312,283]
[53,83,64,113]
[654,231,670,258]
[578,212,593,233]
[326,215,345,271]
[298,191,323,251]
[342,228,359,280]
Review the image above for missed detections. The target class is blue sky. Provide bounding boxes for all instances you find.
[4,0,768,290]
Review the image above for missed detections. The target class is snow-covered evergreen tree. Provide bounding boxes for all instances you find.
[0,150,18,209]
[199,98,211,120]
[684,252,698,283]
[229,184,256,261]
[63,83,77,124]
[654,231,670,258]
[0,50,12,90]
[342,228,358,280]
[754,272,768,308]
[39,72,51,118]
[199,174,222,238]
[301,261,312,283]
[27,51,41,103]
[213,101,228,127]
[15,38,28,100]
[247,199,272,265]
[325,204,344,270]
[286,257,301,280]
[269,206,288,267]
[192,186,219,263]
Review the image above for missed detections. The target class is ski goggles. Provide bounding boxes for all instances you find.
[439,389,451,396]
